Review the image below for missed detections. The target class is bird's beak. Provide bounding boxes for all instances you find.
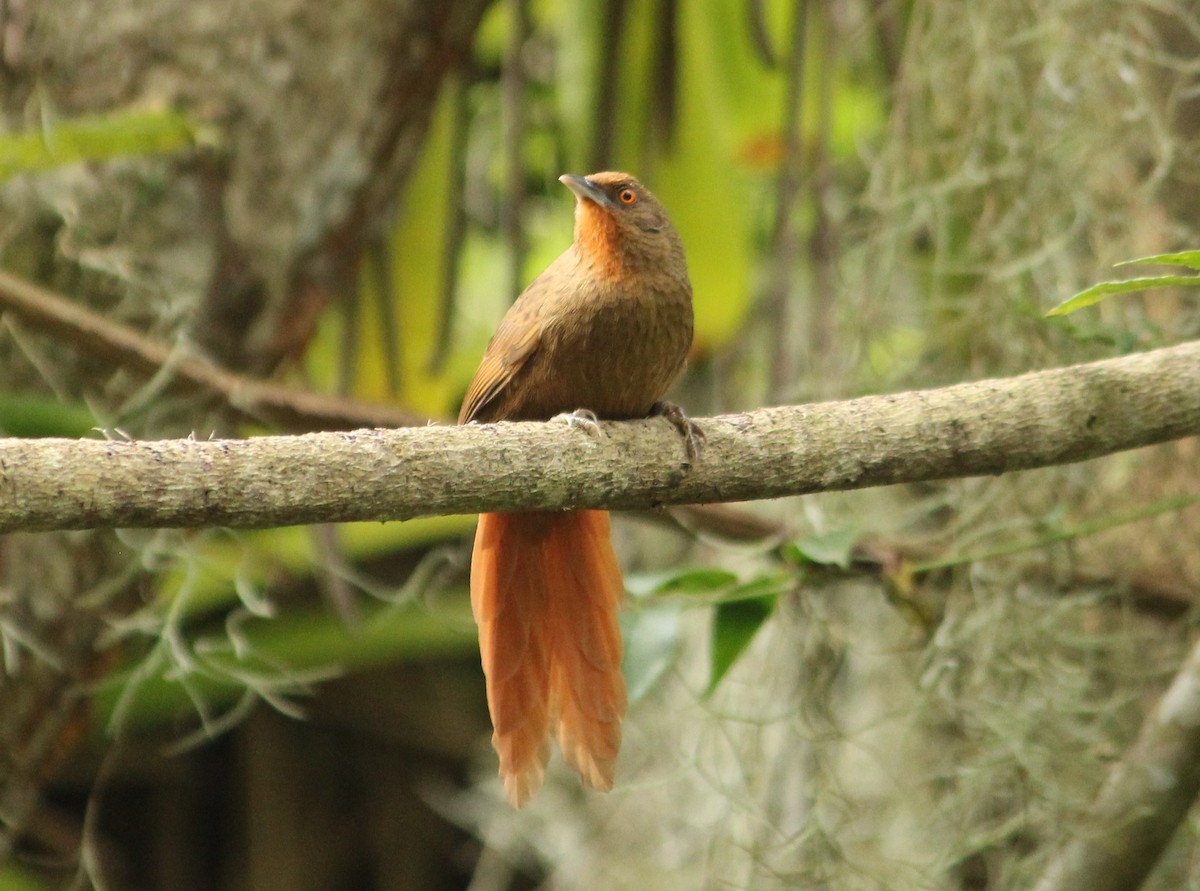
[559,174,613,208]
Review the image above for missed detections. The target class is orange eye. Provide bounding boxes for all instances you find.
[618,188,637,205]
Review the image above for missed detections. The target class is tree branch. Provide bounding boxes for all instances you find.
[0,340,1195,533]
[1032,629,1200,891]
[0,269,425,431]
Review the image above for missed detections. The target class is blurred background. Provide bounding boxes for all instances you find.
[1,1,1199,888]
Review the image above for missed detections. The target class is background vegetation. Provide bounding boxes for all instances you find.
[1,1,1199,888]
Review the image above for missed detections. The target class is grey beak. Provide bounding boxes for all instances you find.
[559,174,613,208]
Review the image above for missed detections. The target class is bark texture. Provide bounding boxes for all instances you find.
[0,340,1194,532]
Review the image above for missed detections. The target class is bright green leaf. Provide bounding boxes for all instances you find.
[625,567,739,598]
[788,527,858,568]
[621,605,681,702]
[707,595,775,697]
[0,107,206,179]
[1044,275,1200,317]
[1115,250,1200,270]
[722,573,793,602]
[651,567,740,596]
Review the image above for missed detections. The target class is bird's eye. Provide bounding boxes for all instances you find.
[618,188,637,205]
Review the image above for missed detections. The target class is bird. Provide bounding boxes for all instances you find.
[459,171,694,807]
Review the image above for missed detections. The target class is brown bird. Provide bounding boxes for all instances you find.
[459,171,694,807]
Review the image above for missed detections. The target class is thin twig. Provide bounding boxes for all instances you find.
[0,268,424,432]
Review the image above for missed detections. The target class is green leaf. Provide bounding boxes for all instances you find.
[787,527,858,569]
[626,567,739,598]
[1115,250,1200,270]
[721,572,793,602]
[0,107,207,179]
[707,595,775,696]
[0,393,96,437]
[621,606,681,702]
[1044,275,1200,317]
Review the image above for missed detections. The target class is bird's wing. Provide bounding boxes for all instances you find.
[457,299,543,424]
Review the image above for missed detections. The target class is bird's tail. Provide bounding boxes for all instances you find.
[470,510,627,808]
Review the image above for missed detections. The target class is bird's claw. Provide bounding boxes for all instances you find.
[651,401,704,462]
[554,408,604,439]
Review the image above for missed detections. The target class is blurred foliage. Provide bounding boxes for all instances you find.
[0,866,44,891]
[0,107,206,180]
[0,393,96,437]
[309,0,887,423]
[94,596,476,736]
[3,0,1200,889]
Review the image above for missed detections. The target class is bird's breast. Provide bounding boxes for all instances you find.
[515,277,693,421]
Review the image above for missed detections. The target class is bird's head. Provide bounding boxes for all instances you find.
[559,171,684,280]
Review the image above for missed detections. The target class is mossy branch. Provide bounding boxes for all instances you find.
[0,340,1196,533]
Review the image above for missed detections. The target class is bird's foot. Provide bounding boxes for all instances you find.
[650,401,705,462]
[554,408,604,439]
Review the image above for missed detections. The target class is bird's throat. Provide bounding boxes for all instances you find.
[574,202,627,281]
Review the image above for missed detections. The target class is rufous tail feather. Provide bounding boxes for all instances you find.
[470,510,627,807]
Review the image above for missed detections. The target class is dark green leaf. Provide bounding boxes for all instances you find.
[0,393,97,438]
[706,595,775,696]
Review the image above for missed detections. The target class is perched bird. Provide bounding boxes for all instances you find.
[459,171,694,807]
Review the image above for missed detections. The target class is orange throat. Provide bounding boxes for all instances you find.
[575,201,627,281]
